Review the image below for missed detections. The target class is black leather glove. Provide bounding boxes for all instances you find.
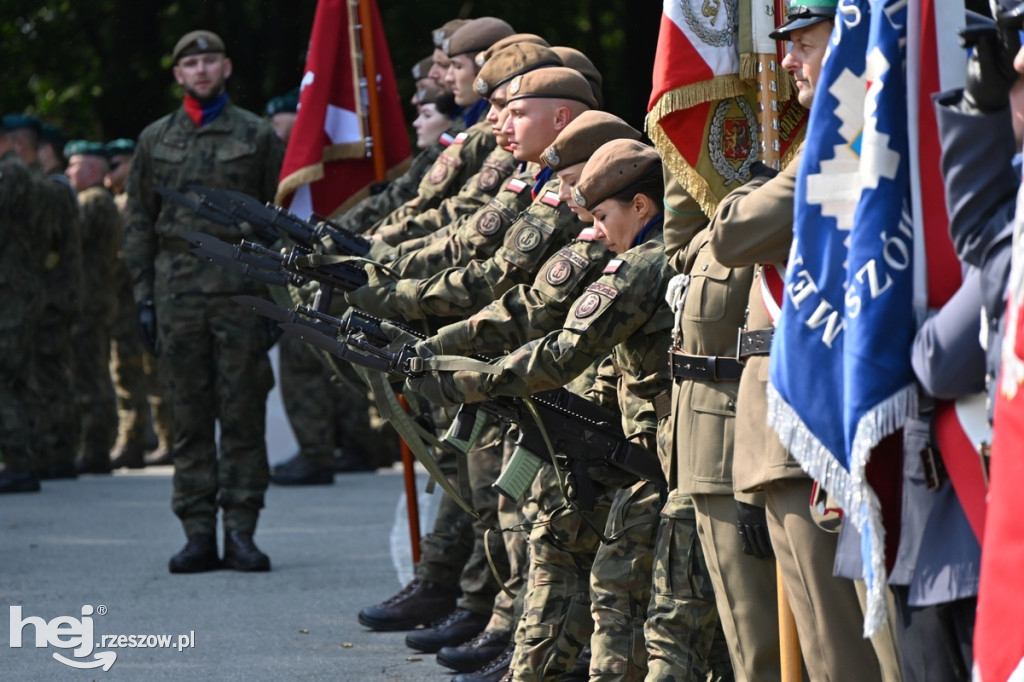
[137,300,158,356]
[961,13,1020,113]
[736,500,774,559]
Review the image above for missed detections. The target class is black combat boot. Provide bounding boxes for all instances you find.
[405,607,489,653]
[0,469,42,493]
[168,534,221,573]
[222,531,271,571]
[357,578,458,631]
[110,444,146,469]
[270,453,334,486]
[452,643,514,682]
[437,629,510,673]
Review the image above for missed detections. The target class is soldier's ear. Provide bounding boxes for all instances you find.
[222,57,233,80]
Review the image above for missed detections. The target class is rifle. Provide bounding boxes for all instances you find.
[157,184,372,256]
[182,231,368,300]
[274,320,665,510]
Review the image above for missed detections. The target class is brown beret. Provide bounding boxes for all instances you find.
[172,30,225,64]
[506,66,598,109]
[414,84,443,106]
[475,33,551,68]
[572,140,661,210]
[474,44,562,97]
[541,111,641,171]
[411,56,435,81]
[551,47,603,108]
[443,17,515,58]
[433,19,469,48]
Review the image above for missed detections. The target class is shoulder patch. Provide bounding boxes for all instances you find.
[514,225,542,252]
[476,210,503,236]
[477,167,501,193]
[428,160,449,185]
[539,191,560,207]
[586,282,619,299]
[506,178,528,194]
[575,293,603,318]
[439,132,455,147]
[545,258,574,286]
[603,259,623,274]
[576,227,596,242]
[454,132,469,145]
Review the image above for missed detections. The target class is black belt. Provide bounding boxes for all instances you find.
[738,329,774,358]
[670,351,744,382]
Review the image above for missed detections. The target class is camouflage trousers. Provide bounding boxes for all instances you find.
[72,318,118,463]
[644,491,734,682]
[510,464,613,682]
[158,294,275,536]
[0,329,40,472]
[110,272,171,452]
[589,480,663,681]
[29,317,79,472]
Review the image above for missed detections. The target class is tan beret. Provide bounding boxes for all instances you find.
[475,33,551,67]
[172,30,225,64]
[433,19,469,49]
[551,47,603,108]
[443,17,515,57]
[541,111,641,171]
[474,44,562,97]
[572,140,661,210]
[415,84,443,106]
[411,56,435,80]
[505,66,598,109]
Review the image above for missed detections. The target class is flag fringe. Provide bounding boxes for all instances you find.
[275,163,325,206]
[647,122,716,218]
[323,140,369,163]
[646,75,749,125]
[766,381,918,637]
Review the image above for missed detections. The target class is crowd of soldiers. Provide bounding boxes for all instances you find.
[2,1,1018,680]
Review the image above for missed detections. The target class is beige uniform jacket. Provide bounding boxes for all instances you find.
[708,154,805,492]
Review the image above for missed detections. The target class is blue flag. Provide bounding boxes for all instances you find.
[767,0,915,636]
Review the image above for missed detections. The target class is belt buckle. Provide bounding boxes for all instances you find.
[705,355,719,381]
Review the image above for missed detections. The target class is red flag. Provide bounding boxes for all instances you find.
[974,215,1024,682]
[276,0,410,219]
[646,0,805,216]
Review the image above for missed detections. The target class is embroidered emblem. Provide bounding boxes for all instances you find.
[514,225,542,252]
[428,160,449,185]
[475,77,489,95]
[546,259,573,286]
[575,293,602,319]
[544,147,560,168]
[708,96,759,187]
[508,75,522,95]
[572,186,587,208]
[476,210,503,236]
[478,167,500,192]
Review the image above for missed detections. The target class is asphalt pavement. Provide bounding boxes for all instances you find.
[1,464,451,681]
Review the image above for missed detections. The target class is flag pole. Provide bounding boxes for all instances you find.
[396,394,421,565]
[356,0,388,182]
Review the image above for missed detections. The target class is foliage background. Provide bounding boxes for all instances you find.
[0,0,660,145]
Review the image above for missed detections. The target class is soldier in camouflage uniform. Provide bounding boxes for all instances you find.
[64,141,122,474]
[0,115,60,493]
[106,138,175,468]
[407,141,674,681]
[123,30,284,573]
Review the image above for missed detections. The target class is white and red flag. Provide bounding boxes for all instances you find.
[275,0,410,219]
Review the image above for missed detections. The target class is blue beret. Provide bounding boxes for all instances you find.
[266,88,299,116]
[64,140,110,159]
[105,138,136,156]
[2,114,42,134]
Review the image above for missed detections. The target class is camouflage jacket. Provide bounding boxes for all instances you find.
[373,144,516,247]
[365,118,497,237]
[381,161,539,280]
[329,121,459,236]
[0,152,55,327]
[41,174,84,319]
[380,176,582,321]
[77,186,122,320]
[122,101,284,302]
[410,226,674,417]
[424,227,613,357]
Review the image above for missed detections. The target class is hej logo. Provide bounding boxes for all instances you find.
[10,605,116,670]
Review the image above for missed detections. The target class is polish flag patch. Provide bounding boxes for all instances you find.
[454,132,470,144]
[438,132,455,147]
[540,191,560,207]
[577,227,596,242]
[506,178,528,194]
[603,259,623,274]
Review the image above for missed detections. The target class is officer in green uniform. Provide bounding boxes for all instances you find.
[123,30,284,573]
[64,141,122,474]
[0,114,62,493]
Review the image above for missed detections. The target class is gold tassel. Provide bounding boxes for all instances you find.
[646,75,749,128]
[648,123,722,218]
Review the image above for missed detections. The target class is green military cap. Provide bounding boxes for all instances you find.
[572,139,661,210]
[411,55,435,80]
[433,19,469,49]
[1,114,42,134]
[265,88,299,116]
[63,139,110,159]
[474,44,562,97]
[551,47,604,109]
[541,111,641,171]
[105,138,136,156]
[506,66,598,109]
[769,0,838,40]
[39,123,67,147]
[443,17,515,58]
[475,33,551,68]
[172,29,226,64]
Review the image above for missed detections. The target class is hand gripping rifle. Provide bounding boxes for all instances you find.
[269,317,665,510]
[156,185,371,256]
